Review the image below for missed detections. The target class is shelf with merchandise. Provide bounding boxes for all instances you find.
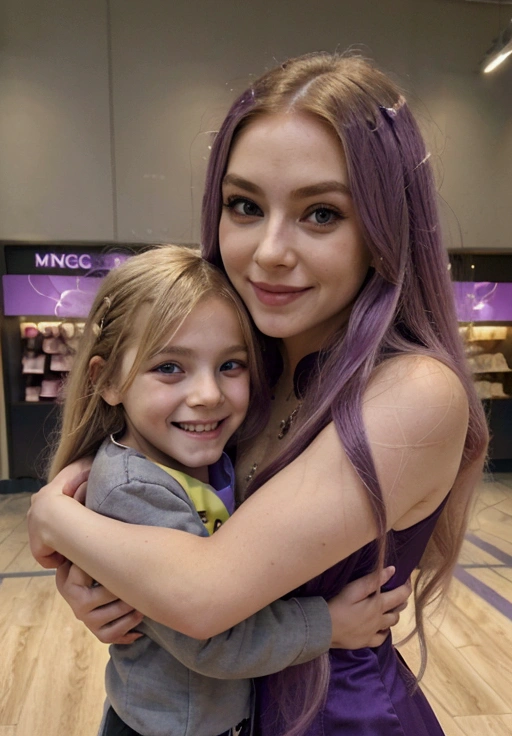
[460,324,512,400]
[19,318,85,404]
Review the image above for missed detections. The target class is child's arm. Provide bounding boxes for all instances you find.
[141,565,401,678]
[142,597,330,678]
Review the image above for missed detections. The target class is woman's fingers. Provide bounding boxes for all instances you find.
[62,470,90,497]
[73,481,88,505]
[27,498,67,567]
[60,461,93,497]
[377,610,401,632]
[365,629,392,647]
[28,466,92,565]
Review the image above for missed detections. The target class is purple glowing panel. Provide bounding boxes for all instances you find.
[2,275,103,317]
[453,282,512,322]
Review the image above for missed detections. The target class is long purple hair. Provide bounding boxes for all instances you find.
[202,53,488,735]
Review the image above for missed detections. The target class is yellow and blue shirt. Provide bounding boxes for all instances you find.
[155,454,234,535]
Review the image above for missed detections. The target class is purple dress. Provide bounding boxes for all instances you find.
[254,500,447,735]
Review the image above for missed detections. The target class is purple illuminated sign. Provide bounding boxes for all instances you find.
[3,250,132,316]
[2,275,103,317]
[4,273,512,321]
[453,282,512,322]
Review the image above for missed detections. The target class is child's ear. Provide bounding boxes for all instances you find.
[89,355,122,406]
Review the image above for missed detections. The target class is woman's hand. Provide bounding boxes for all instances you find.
[29,460,143,644]
[28,459,93,568]
[328,567,411,649]
[51,457,93,499]
[56,562,144,645]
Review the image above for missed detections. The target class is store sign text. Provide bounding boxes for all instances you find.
[35,253,93,270]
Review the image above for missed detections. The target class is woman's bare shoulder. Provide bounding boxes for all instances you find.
[363,354,469,446]
[366,353,465,397]
[351,354,469,526]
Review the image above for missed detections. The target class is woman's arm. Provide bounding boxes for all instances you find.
[57,562,407,648]
[29,356,468,638]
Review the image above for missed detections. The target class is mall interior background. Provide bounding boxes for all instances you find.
[0,0,511,481]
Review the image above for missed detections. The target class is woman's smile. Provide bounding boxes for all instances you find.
[250,280,312,306]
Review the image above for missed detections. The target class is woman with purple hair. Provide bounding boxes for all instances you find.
[29,53,488,735]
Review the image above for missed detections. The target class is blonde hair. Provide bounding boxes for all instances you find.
[49,245,269,480]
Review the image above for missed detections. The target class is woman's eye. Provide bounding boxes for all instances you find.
[155,362,182,375]
[304,207,343,227]
[223,197,263,218]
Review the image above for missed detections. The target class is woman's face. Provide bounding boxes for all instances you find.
[219,111,372,364]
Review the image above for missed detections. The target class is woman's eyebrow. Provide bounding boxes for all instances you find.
[222,174,351,199]
[291,181,351,198]
[222,174,262,194]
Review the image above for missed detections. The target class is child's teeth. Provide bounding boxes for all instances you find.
[179,422,218,432]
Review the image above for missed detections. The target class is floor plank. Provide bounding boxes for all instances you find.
[397,626,510,717]
[420,689,466,736]
[453,715,512,736]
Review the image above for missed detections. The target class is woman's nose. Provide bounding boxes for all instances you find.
[253,218,297,269]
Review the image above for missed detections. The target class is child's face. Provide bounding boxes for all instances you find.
[107,296,250,479]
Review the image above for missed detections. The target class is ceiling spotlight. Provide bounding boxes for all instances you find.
[482,18,512,73]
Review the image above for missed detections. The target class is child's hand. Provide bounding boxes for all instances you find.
[56,562,144,645]
[328,567,411,649]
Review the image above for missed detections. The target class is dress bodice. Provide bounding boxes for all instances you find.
[255,499,448,736]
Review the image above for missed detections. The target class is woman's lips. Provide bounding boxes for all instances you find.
[250,281,310,306]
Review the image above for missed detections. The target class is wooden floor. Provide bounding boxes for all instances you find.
[0,475,511,736]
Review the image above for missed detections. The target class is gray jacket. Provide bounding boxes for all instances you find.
[87,439,332,736]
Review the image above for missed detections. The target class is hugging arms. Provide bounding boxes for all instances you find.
[29,355,467,638]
